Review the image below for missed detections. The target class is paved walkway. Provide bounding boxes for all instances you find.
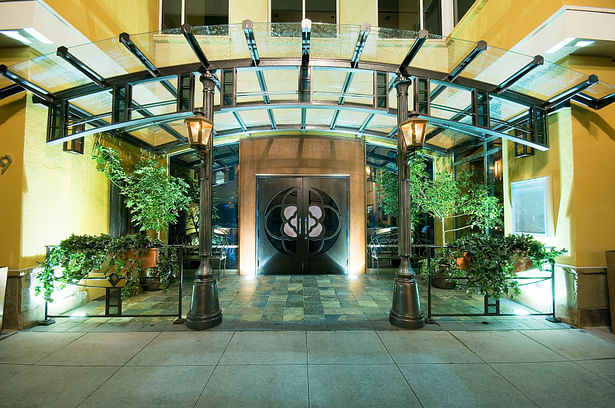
[1,325,615,407]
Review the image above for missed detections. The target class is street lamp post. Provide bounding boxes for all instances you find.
[184,72,222,330]
[389,75,426,329]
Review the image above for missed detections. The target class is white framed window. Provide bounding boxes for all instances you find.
[159,0,230,31]
[511,176,553,237]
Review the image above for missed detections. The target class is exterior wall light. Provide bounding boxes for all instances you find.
[184,111,213,149]
[399,115,428,148]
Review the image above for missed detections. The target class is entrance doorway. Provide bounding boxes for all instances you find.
[256,175,349,275]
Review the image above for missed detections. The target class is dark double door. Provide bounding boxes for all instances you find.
[256,176,348,275]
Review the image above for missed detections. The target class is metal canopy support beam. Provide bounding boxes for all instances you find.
[330,110,340,130]
[399,30,429,75]
[0,84,24,99]
[0,64,55,103]
[301,19,311,66]
[242,20,260,66]
[241,20,275,126]
[571,91,615,110]
[232,111,248,132]
[447,40,487,82]
[546,74,599,111]
[299,66,311,103]
[359,113,375,133]
[495,55,543,93]
[351,23,371,69]
[112,84,132,124]
[182,24,210,70]
[119,33,159,77]
[57,46,106,88]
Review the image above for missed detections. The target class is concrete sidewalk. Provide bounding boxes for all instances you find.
[1,324,615,407]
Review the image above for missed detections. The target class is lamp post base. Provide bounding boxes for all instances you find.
[389,258,425,329]
[186,262,222,330]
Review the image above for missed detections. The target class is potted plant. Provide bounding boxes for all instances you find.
[420,233,567,299]
[93,144,189,289]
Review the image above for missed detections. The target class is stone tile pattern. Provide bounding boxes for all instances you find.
[2,329,615,407]
[55,274,553,331]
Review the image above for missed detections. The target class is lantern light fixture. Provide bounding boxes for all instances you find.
[184,111,213,149]
[399,115,428,148]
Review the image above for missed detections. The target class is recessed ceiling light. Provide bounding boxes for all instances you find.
[24,27,53,44]
[574,40,595,48]
[0,30,32,45]
[545,37,574,54]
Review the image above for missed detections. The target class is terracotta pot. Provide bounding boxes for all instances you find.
[125,247,159,269]
[513,256,534,273]
[456,253,470,270]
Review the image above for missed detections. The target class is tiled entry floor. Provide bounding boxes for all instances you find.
[53,272,561,331]
[2,329,615,407]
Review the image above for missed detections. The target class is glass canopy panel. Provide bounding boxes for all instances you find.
[335,109,368,129]
[306,108,334,126]
[364,113,396,134]
[412,37,477,74]
[9,53,91,93]
[583,80,615,99]
[311,24,360,60]
[312,68,345,102]
[236,109,271,128]
[193,24,251,61]
[213,111,242,132]
[460,46,533,85]
[262,68,298,101]
[361,27,418,66]
[131,125,179,147]
[130,30,199,68]
[131,79,178,116]
[69,36,150,79]
[248,23,300,59]
[430,84,472,121]
[427,129,472,150]
[509,61,589,100]
[345,70,374,105]
[69,89,113,120]
[165,119,190,140]
[489,96,527,126]
[273,108,301,125]
[236,69,265,103]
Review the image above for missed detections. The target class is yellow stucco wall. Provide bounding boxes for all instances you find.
[230,0,268,24]
[0,95,26,269]
[45,0,159,42]
[339,0,378,26]
[568,56,615,267]
[451,0,615,49]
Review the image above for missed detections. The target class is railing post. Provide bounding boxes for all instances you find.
[546,256,561,323]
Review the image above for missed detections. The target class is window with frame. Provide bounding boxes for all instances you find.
[160,0,229,30]
[511,177,551,237]
[271,0,337,24]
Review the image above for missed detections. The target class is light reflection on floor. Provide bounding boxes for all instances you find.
[50,270,562,331]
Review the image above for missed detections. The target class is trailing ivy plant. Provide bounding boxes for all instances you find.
[34,233,182,302]
[420,234,567,298]
[93,144,190,237]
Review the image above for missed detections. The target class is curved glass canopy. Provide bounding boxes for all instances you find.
[1,22,612,155]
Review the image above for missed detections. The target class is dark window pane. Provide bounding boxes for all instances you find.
[455,0,475,24]
[186,0,229,27]
[378,0,420,31]
[271,0,302,22]
[305,0,336,24]
[423,0,441,35]
[162,0,182,30]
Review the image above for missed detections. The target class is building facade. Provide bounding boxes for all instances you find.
[0,0,614,329]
